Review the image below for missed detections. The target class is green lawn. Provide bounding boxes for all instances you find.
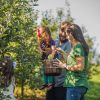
[85,66,100,100]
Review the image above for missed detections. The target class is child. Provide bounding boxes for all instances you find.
[37,26,56,89]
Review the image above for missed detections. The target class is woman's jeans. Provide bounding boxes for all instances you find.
[66,87,87,100]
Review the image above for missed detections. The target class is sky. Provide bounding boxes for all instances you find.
[35,0,100,54]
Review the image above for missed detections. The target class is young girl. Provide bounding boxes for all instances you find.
[37,26,56,89]
[0,56,16,100]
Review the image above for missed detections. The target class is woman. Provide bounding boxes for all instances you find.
[54,24,89,100]
[37,26,56,89]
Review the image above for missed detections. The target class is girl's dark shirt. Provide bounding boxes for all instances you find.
[40,40,55,60]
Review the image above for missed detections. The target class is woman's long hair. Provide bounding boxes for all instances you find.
[67,24,89,56]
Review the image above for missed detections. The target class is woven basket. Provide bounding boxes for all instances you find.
[43,59,61,76]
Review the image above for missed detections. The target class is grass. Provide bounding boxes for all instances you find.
[85,66,100,100]
[14,66,100,100]
[85,81,100,100]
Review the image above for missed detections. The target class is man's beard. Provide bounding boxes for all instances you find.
[59,36,68,43]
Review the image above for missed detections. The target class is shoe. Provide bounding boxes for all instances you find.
[40,84,48,90]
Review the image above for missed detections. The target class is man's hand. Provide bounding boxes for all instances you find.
[56,47,68,62]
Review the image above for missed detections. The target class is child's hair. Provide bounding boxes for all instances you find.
[44,26,51,36]
[0,56,13,87]
[37,25,52,46]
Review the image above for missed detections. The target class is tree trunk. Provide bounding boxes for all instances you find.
[21,78,24,100]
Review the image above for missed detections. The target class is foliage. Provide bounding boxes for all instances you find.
[14,86,45,100]
[0,0,42,99]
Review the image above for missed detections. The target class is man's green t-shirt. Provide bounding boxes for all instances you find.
[64,43,89,88]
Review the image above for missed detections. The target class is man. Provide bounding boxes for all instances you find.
[46,21,72,100]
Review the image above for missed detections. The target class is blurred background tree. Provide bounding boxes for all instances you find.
[0,0,43,99]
